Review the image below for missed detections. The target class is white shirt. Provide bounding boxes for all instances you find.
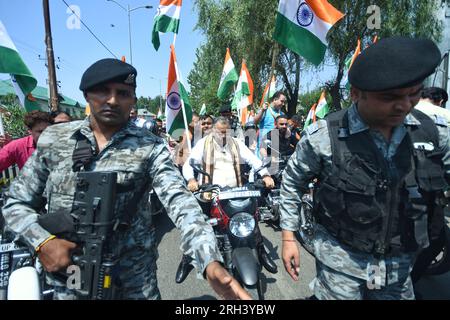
[414,99,450,126]
[182,136,270,186]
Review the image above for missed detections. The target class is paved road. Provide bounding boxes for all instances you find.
[155,212,449,300]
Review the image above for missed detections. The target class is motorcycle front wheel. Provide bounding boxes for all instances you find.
[234,271,264,300]
[242,277,264,300]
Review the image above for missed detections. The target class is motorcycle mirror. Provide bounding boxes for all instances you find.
[189,159,211,180]
[255,158,271,175]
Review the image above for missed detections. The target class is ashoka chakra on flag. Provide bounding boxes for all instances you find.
[296,3,314,27]
[167,92,181,111]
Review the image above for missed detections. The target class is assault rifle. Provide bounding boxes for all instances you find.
[39,171,119,300]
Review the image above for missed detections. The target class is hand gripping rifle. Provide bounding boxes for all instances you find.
[39,171,119,300]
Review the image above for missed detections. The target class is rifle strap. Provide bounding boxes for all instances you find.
[72,133,95,172]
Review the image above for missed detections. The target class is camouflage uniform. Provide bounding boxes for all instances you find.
[2,117,223,300]
[280,104,450,300]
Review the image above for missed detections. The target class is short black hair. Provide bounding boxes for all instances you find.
[24,110,53,129]
[290,114,301,123]
[270,91,286,102]
[422,87,448,105]
[275,115,288,122]
[200,114,214,122]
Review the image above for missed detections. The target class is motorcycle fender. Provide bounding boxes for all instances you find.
[7,267,41,300]
[231,247,260,287]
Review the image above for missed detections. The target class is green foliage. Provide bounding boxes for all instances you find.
[189,0,444,116]
[189,0,292,115]
[297,88,323,116]
[0,94,27,138]
[325,0,443,110]
[136,96,166,115]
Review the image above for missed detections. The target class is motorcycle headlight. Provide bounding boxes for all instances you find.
[229,212,255,238]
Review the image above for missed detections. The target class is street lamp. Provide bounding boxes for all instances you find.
[106,0,152,65]
[149,76,167,114]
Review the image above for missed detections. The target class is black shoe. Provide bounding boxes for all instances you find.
[258,245,278,274]
[175,254,194,284]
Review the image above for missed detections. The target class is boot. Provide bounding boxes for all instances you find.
[257,244,277,274]
[175,254,194,284]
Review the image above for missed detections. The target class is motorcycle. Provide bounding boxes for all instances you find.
[190,160,269,300]
[0,190,55,300]
[258,140,292,225]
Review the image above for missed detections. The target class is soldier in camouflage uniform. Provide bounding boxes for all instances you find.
[2,58,250,300]
[280,37,450,300]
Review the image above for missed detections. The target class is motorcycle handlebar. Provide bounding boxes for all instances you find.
[254,179,266,189]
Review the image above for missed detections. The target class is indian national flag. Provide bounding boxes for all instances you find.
[217,48,239,100]
[231,60,254,125]
[342,39,361,89]
[273,0,344,66]
[165,44,192,138]
[152,0,182,51]
[315,90,329,119]
[303,103,317,129]
[0,21,39,111]
[259,75,276,107]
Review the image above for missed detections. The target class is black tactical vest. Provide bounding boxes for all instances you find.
[314,108,447,256]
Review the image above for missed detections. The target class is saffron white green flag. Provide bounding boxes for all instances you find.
[273,0,344,66]
[165,45,192,138]
[152,0,182,51]
[231,60,254,125]
[315,91,329,119]
[0,21,39,111]
[342,39,361,89]
[217,48,239,100]
[303,103,316,129]
[259,75,277,107]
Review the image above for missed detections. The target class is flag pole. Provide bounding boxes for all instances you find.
[173,33,177,48]
[266,43,279,103]
[172,46,191,152]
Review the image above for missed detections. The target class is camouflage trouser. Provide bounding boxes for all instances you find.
[310,260,415,300]
[49,227,161,300]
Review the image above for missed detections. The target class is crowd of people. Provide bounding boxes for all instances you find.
[0,36,449,300]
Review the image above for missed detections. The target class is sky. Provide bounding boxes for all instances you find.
[0,0,205,105]
[0,0,337,109]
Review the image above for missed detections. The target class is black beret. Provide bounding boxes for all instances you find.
[349,37,441,92]
[79,58,137,91]
[219,103,232,113]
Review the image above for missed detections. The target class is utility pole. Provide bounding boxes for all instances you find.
[43,0,59,113]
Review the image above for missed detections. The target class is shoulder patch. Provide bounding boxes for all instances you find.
[433,115,448,127]
[306,122,319,135]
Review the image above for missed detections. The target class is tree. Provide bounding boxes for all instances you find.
[190,0,304,115]
[0,94,27,138]
[325,0,443,110]
[189,0,444,116]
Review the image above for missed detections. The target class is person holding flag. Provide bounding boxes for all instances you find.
[254,90,287,156]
